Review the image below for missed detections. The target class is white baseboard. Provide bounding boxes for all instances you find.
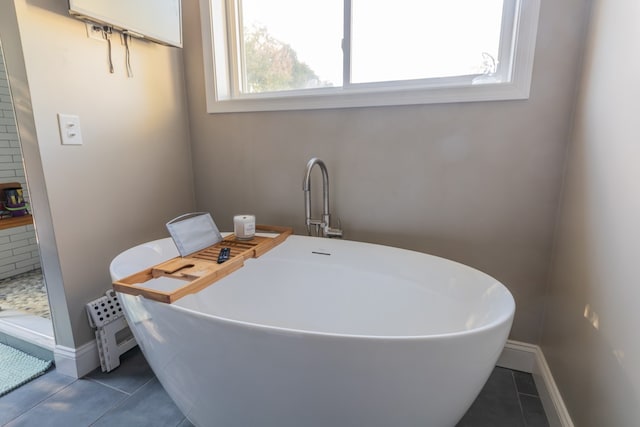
[497,340,574,427]
[54,340,99,379]
[496,339,537,372]
[531,344,575,427]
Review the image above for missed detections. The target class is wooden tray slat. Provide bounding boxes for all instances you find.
[113,225,292,303]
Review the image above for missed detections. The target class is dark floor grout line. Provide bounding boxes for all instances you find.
[129,376,156,395]
[84,377,134,396]
[93,376,159,426]
[88,377,158,427]
[510,369,528,426]
[87,391,133,427]
[88,398,126,426]
[84,373,157,398]
[518,391,541,398]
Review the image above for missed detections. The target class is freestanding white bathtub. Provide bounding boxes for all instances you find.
[110,234,514,427]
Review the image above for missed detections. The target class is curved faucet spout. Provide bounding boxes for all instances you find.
[303,157,327,192]
[303,158,341,238]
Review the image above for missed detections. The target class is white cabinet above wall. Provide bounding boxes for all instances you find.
[68,0,182,47]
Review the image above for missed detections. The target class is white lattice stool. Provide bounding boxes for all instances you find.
[86,289,137,372]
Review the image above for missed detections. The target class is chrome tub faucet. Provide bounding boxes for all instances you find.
[303,158,342,238]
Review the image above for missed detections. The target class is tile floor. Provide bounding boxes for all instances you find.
[0,346,549,427]
[457,366,549,427]
[0,269,50,319]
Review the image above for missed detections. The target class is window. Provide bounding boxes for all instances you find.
[200,0,540,113]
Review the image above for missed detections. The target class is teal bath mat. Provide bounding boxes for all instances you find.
[0,342,52,396]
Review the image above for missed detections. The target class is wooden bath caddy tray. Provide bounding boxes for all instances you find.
[112,225,292,304]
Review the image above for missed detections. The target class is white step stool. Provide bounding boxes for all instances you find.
[86,289,137,372]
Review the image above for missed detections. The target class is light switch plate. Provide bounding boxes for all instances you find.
[57,114,83,145]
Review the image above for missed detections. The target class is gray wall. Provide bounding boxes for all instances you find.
[183,0,592,343]
[541,0,640,425]
[0,0,195,347]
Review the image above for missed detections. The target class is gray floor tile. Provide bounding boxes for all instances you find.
[520,393,550,427]
[0,370,75,425]
[5,378,127,427]
[513,370,538,396]
[456,367,525,427]
[92,378,185,427]
[85,347,154,394]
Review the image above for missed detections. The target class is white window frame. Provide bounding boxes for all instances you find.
[199,0,540,113]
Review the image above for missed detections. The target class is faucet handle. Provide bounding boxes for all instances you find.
[326,227,343,238]
[325,217,343,238]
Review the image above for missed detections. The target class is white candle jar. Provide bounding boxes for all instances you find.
[233,215,256,240]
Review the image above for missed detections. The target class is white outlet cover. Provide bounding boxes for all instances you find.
[57,114,83,145]
[85,23,105,41]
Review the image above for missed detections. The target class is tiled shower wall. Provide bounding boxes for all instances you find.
[0,47,40,280]
[0,224,40,279]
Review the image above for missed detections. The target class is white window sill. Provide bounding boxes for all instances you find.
[204,79,532,113]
